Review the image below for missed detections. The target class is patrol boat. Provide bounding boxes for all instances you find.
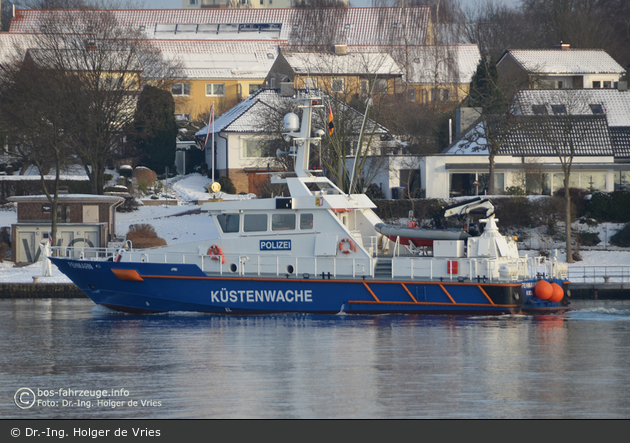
[50,92,570,315]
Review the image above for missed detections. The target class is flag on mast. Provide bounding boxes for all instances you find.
[203,104,214,151]
[328,105,334,135]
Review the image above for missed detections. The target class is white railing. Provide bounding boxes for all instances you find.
[568,266,630,284]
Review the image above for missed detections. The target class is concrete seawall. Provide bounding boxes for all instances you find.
[0,283,86,299]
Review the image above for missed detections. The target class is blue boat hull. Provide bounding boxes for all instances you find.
[50,258,569,315]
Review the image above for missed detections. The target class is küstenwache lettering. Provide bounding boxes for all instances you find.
[210,288,312,303]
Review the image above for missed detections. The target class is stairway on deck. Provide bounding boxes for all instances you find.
[374,258,392,279]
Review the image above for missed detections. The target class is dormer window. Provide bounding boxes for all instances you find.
[551,104,566,114]
[590,104,604,114]
[532,105,547,115]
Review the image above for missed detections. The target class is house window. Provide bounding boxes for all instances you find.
[532,105,548,115]
[432,88,449,101]
[189,0,198,4]
[244,214,267,232]
[331,78,345,93]
[249,84,261,94]
[360,79,369,97]
[551,104,566,114]
[272,213,296,231]
[408,89,416,102]
[260,0,264,4]
[592,81,601,88]
[589,104,604,114]
[373,78,388,94]
[175,113,190,121]
[603,81,612,88]
[206,83,225,97]
[304,78,318,89]
[557,81,563,89]
[171,83,190,96]
[243,138,273,158]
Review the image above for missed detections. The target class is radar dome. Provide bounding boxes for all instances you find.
[283,113,300,132]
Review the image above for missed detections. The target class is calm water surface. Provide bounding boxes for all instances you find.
[1,298,630,419]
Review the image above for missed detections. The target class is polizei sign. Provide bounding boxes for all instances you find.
[260,240,291,251]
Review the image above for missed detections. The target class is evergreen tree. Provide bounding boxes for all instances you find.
[130,85,177,174]
[468,56,503,114]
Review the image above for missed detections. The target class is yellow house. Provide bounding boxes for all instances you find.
[152,40,279,121]
[265,49,403,101]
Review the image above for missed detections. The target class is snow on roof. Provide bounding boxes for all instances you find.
[499,49,625,75]
[281,51,402,76]
[516,89,630,127]
[447,115,615,157]
[195,88,388,138]
[9,7,431,46]
[153,40,278,79]
[406,45,481,84]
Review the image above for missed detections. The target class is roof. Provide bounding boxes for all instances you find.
[152,39,278,79]
[25,48,142,72]
[498,49,626,75]
[195,88,387,137]
[9,7,431,46]
[280,51,402,76]
[446,114,615,157]
[610,127,630,158]
[406,45,480,84]
[8,194,124,204]
[515,89,630,127]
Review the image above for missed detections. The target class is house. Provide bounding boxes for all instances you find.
[194,88,391,194]
[418,112,625,199]
[7,194,124,263]
[404,44,481,104]
[496,44,626,90]
[265,49,403,100]
[6,6,433,122]
[153,39,279,121]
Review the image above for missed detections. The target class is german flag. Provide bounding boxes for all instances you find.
[328,105,334,135]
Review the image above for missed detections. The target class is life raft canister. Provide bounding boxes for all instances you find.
[208,245,226,264]
[339,238,357,254]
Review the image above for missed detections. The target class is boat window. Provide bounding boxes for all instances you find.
[272,213,295,231]
[244,214,268,232]
[217,214,240,233]
[300,213,313,230]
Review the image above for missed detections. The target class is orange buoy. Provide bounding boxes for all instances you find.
[549,283,564,303]
[534,280,553,300]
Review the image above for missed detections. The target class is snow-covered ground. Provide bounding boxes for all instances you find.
[1,173,629,284]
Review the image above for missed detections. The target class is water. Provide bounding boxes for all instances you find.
[1,298,630,419]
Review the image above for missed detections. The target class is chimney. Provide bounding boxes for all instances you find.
[333,45,347,55]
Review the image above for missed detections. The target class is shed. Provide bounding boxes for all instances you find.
[7,194,124,263]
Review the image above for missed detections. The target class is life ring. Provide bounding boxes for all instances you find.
[208,245,225,264]
[378,235,389,253]
[339,238,357,254]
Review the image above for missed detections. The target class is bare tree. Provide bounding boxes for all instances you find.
[0,54,76,246]
[26,8,177,194]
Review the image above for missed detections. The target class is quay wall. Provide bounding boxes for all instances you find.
[0,283,86,298]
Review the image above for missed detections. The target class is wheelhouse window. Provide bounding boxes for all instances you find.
[206,83,225,97]
[171,83,190,96]
[272,213,295,231]
[300,213,313,230]
[244,214,267,232]
[216,214,240,233]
